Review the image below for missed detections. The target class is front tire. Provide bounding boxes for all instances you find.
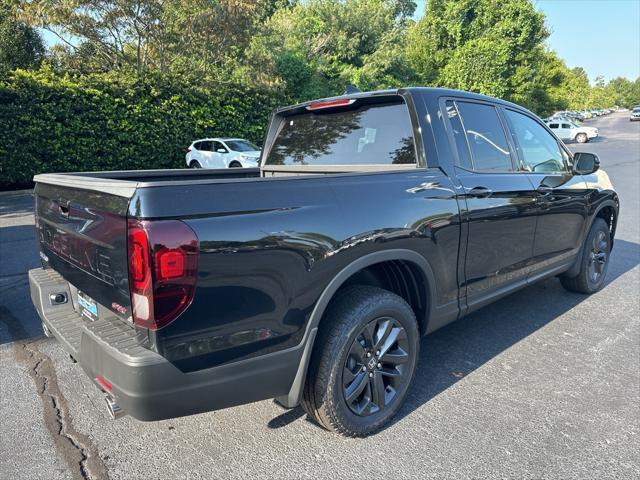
[189,160,202,168]
[301,285,420,437]
[560,218,611,294]
[229,161,242,168]
[575,132,588,143]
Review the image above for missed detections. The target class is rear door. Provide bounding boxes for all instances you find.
[501,108,589,274]
[445,100,537,309]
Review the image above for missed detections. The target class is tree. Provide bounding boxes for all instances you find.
[19,0,265,77]
[0,0,45,74]
[406,0,549,105]
[245,0,417,101]
[606,76,640,108]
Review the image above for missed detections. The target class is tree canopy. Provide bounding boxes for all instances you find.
[7,0,637,111]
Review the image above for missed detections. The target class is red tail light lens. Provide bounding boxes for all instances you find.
[157,250,185,279]
[127,219,199,330]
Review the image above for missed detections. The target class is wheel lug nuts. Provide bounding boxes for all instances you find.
[362,366,367,372]
[369,372,373,377]
[367,352,372,358]
[377,363,381,368]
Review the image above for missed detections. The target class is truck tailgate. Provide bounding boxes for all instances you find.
[35,182,132,323]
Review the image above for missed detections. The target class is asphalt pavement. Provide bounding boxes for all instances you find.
[1,112,638,480]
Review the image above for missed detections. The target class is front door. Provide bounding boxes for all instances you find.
[198,140,215,166]
[211,141,229,168]
[501,108,590,275]
[445,100,537,310]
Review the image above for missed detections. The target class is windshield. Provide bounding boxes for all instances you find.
[226,140,259,152]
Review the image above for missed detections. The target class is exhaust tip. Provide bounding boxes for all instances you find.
[42,322,53,338]
[105,395,127,420]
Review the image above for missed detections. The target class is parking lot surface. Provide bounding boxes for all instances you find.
[1,113,638,479]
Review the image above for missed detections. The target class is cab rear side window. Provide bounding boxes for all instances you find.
[454,101,514,172]
[445,101,473,170]
[264,100,417,167]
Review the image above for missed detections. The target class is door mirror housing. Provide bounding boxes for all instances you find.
[573,152,600,175]
[217,148,227,153]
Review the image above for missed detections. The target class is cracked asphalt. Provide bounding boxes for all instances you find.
[1,112,638,479]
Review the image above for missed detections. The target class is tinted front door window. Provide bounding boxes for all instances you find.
[504,109,566,173]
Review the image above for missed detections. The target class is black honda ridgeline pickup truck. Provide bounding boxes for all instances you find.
[30,88,618,436]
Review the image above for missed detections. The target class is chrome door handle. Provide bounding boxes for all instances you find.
[466,186,493,198]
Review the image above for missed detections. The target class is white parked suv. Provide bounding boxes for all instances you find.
[544,119,598,143]
[186,138,261,169]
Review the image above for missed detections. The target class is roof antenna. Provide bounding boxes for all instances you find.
[344,84,361,94]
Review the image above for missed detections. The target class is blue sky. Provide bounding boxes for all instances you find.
[414,0,640,83]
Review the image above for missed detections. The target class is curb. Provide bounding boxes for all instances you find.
[0,189,33,197]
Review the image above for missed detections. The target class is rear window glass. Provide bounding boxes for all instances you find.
[226,140,260,152]
[264,101,416,166]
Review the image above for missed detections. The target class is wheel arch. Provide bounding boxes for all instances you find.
[594,201,618,245]
[276,249,436,408]
[565,198,619,278]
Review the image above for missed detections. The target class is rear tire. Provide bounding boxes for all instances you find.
[560,218,611,294]
[301,285,420,437]
[190,160,202,168]
[575,132,588,143]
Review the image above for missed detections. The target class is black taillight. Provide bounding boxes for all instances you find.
[127,219,199,330]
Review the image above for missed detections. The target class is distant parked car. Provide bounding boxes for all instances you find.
[630,107,640,121]
[545,119,598,143]
[186,138,261,169]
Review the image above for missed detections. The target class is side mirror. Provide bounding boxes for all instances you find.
[217,148,227,153]
[573,152,600,175]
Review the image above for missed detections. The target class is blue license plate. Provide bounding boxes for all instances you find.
[78,291,98,322]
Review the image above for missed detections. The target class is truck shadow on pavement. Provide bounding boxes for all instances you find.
[0,192,34,219]
[268,238,640,432]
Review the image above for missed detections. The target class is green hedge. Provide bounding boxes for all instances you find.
[0,67,286,189]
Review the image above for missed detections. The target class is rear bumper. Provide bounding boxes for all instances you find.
[29,267,301,421]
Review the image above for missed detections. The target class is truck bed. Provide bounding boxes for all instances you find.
[34,168,261,197]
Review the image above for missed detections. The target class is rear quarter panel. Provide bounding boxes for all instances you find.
[133,170,461,372]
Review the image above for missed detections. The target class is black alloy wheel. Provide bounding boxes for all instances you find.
[301,285,419,436]
[343,316,410,416]
[587,229,608,284]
